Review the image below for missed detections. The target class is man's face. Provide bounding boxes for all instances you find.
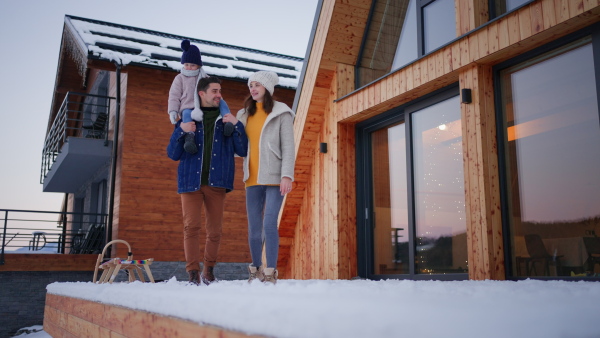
[199,83,222,108]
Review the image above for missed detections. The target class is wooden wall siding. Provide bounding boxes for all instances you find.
[456,0,490,35]
[337,63,355,98]
[322,1,372,68]
[44,294,261,338]
[336,122,357,279]
[459,65,504,280]
[0,254,97,272]
[284,71,359,280]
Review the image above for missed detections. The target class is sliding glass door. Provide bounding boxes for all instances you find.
[498,36,600,278]
[358,87,467,279]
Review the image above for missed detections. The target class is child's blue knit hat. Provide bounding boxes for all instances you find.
[180,39,202,66]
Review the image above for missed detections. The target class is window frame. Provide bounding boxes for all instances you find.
[488,0,535,20]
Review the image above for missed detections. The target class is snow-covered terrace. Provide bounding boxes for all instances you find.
[65,15,303,89]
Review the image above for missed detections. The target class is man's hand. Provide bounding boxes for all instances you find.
[181,121,196,133]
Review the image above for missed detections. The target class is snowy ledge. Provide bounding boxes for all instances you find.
[46,278,600,338]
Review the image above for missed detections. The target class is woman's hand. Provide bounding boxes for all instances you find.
[222,113,238,125]
[280,177,293,196]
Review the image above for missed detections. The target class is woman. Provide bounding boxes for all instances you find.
[237,71,295,284]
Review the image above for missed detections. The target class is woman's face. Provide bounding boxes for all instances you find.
[248,81,266,102]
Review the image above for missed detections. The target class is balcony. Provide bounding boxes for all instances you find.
[41,92,115,193]
[0,209,108,266]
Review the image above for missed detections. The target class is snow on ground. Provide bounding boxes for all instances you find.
[39,278,600,338]
[12,326,49,338]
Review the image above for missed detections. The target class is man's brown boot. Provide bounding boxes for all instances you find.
[188,270,200,285]
[201,265,217,285]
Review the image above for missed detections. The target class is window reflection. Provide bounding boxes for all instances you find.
[358,0,414,86]
[423,0,456,53]
[372,123,409,274]
[391,0,418,70]
[411,96,467,274]
[501,39,600,278]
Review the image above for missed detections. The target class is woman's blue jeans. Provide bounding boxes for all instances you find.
[246,185,284,268]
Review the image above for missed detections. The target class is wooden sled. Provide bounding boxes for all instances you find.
[93,239,155,284]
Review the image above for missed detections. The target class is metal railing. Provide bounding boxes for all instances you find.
[0,209,108,265]
[40,92,115,184]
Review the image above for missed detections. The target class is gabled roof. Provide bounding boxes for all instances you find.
[64,15,303,89]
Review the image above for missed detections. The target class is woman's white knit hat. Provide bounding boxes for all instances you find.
[248,71,279,95]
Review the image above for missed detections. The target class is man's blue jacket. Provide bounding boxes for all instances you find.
[167,119,248,193]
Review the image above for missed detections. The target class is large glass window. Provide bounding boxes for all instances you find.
[372,122,409,274]
[357,0,456,87]
[499,37,600,278]
[359,88,467,279]
[391,0,418,70]
[422,0,455,53]
[412,96,467,274]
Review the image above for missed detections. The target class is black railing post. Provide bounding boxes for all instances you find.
[1,210,8,265]
[60,199,67,254]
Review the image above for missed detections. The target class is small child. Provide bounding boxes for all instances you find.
[168,39,234,154]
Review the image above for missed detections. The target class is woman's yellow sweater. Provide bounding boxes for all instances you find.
[245,103,268,187]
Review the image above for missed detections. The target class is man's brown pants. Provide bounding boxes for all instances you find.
[180,186,226,272]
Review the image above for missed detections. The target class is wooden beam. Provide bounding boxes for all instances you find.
[459,64,504,280]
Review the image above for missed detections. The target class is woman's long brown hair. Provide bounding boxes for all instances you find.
[244,90,275,116]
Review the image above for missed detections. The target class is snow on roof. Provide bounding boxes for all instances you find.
[65,15,303,89]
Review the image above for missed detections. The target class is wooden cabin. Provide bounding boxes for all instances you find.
[39,15,300,272]
[282,0,600,281]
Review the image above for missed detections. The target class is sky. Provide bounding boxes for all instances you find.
[15,278,600,338]
[0,0,319,213]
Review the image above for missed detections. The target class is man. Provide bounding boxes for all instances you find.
[167,76,248,285]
